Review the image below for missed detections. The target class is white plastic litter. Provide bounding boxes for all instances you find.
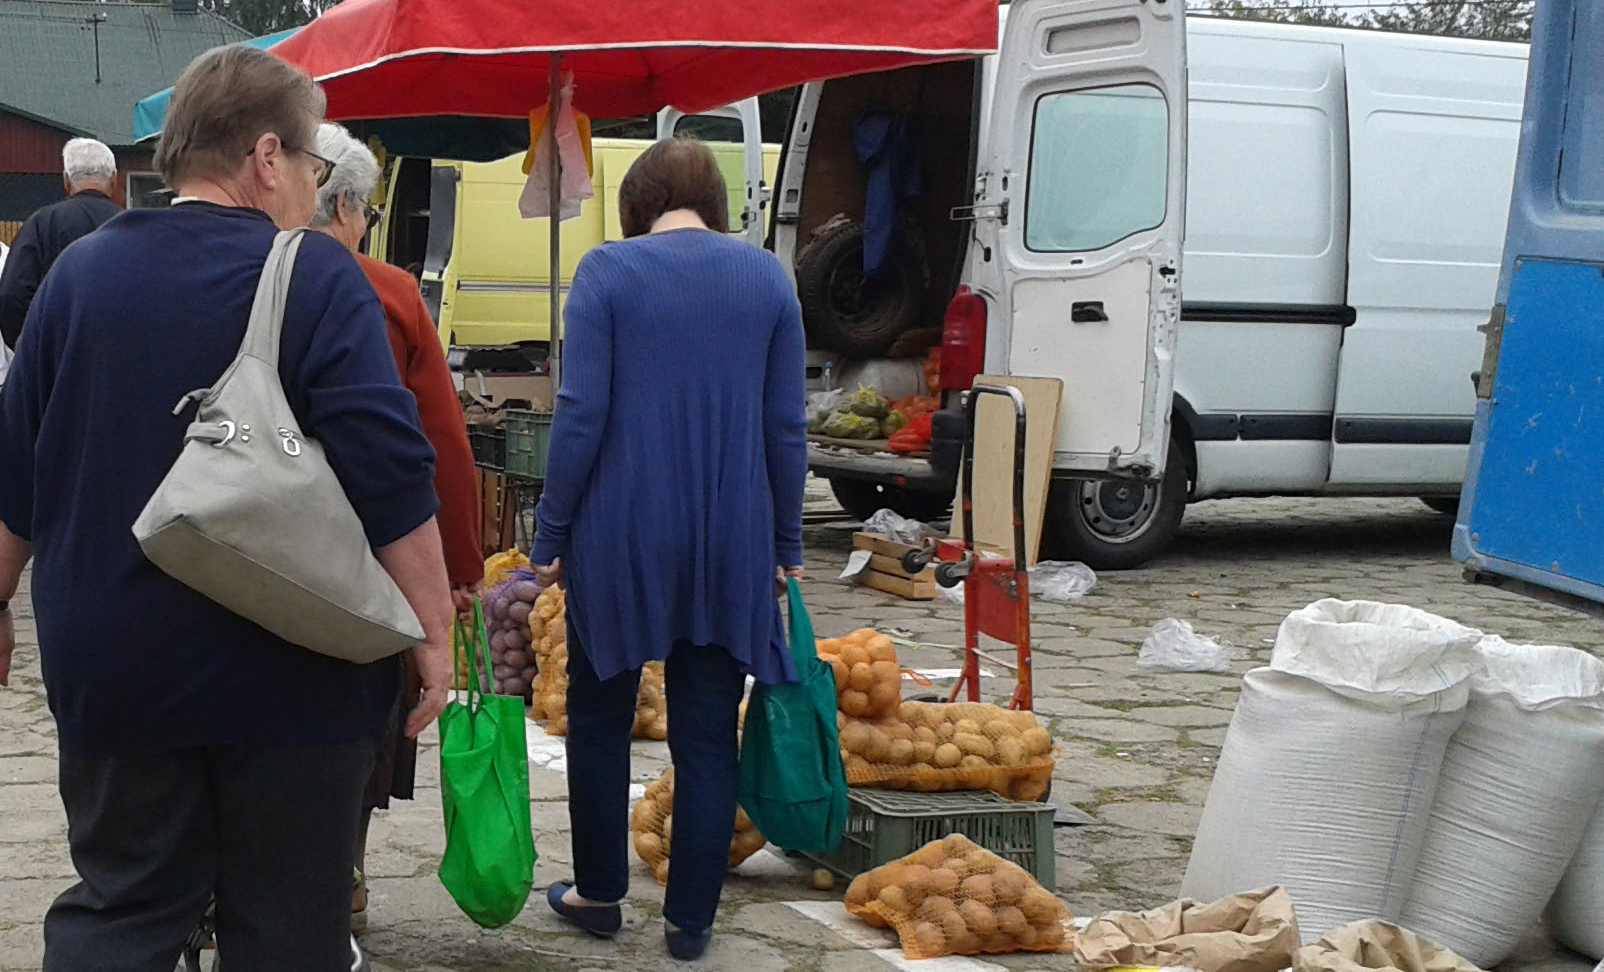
[933,560,1096,606]
[1399,637,1604,967]
[1182,600,1483,941]
[862,508,925,545]
[1138,618,1231,672]
[1032,561,1096,602]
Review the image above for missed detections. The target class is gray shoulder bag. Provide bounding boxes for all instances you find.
[133,228,425,663]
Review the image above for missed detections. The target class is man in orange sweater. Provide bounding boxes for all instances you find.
[308,123,482,939]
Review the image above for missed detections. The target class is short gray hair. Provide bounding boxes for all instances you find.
[310,122,381,226]
[63,138,116,186]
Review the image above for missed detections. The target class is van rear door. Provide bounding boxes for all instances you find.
[969,0,1186,479]
[659,98,770,245]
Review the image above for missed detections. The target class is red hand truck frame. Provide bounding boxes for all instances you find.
[903,383,1034,711]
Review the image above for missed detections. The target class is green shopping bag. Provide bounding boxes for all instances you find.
[738,578,848,854]
[437,597,536,927]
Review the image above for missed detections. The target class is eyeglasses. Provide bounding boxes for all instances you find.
[364,203,382,232]
[245,142,337,189]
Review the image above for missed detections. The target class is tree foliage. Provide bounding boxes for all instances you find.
[130,0,340,36]
[1188,0,1532,40]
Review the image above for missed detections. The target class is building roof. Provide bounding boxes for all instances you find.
[0,1,251,147]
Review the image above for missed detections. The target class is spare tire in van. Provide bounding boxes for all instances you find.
[796,216,929,358]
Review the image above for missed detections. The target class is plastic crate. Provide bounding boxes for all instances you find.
[802,788,1055,888]
[504,409,553,480]
[468,426,506,470]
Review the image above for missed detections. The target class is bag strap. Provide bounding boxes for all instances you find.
[237,228,308,370]
[170,228,309,417]
[786,577,813,670]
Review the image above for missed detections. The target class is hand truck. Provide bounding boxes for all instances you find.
[902,383,1034,711]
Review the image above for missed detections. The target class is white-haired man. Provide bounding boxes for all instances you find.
[0,138,123,350]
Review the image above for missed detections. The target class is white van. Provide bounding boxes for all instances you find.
[781,6,1528,568]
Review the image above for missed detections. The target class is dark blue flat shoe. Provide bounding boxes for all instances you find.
[665,926,712,961]
[547,881,622,938]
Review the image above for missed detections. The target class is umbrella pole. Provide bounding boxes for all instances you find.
[547,54,563,390]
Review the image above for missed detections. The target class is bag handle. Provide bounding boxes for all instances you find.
[785,577,815,671]
[170,229,310,417]
[451,595,494,716]
[236,228,308,370]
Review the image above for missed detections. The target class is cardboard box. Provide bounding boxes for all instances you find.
[459,371,553,413]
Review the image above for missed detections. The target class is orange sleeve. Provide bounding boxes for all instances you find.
[364,257,483,585]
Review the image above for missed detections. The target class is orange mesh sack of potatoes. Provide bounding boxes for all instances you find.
[528,587,568,730]
[630,768,768,886]
[632,662,669,741]
[837,702,1054,801]
[845,833,1072,958]
[817,628,904,721]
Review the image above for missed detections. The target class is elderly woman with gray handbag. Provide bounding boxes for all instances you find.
[0,45,453,972]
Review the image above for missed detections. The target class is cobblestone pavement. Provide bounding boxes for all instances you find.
[0,491,1598,972]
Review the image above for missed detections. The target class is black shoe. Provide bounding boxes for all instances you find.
[546,881,622,938]
[665,926,712,961]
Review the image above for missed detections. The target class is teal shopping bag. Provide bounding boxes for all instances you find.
[437,597,536,927]
[738,578,849,853]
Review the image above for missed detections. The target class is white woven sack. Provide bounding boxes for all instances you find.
[1551,763,1604,959]
[1399,638,1604,967]
[1183,601,1482,941]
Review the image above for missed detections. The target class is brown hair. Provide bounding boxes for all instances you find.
[155,45,325,187]
[617,137,730,238]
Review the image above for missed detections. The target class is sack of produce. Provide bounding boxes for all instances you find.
[529,587,569,730]
[527,589,669,740]
[842,382,890,419]
[1182,600,1482,939]
[633,662,669,741]
[1550,801,1604,959]
[838,701,1054,801]
[1399,637,1604,967]
[888,411,934,453]
[483,548,530,587]
[817,628,904,721]
[1292,920,1480,972]
[630,767,768,886]
[1074,886,1300,972]
[483,567,545,699]
[844,833,1071,957]
[819,410,881,439]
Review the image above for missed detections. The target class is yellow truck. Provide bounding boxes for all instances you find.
[371,102,779,354]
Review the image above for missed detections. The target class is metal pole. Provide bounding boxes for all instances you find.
[547,55,564,390]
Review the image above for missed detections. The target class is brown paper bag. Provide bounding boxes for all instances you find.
[1074,886,1301,972]
[1293,921,1483,972]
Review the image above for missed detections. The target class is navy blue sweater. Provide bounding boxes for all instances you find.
[532,231,807,685]
[0,203,439,756]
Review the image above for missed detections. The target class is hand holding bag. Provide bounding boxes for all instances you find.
[738,577,849,854]
[132,229,424,662]
[438,598,537,927]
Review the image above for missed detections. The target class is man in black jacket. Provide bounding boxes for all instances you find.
[0,138,123,349]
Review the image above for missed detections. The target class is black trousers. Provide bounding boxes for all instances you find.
[565,633,746,935]
[43,741,374,972]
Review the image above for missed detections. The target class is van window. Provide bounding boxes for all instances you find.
[674,114,745,143]
[1025,84,1168,253]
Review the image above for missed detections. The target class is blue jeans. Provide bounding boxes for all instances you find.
[565,627,746,934]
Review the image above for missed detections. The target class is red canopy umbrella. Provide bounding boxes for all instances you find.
[268,0,999,382]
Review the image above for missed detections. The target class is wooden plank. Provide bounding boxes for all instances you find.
[853,531,922,559]
[858,568,937,601]
[954,376,1063,566]
[867,552,934,583]
[808,433,930,458]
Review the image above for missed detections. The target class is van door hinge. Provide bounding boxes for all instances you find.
[1474,303,1505,400]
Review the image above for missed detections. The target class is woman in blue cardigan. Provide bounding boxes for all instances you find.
[532,138,807,961]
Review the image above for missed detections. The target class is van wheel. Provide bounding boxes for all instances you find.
[1044,440,1188,571]
[829,477,951,525]
[1421,497,1460,516]
[796,217,929,358]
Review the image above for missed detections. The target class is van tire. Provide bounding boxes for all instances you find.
[796,217,929,358]
[829,477,951,525]
[1044,440,1188,570]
